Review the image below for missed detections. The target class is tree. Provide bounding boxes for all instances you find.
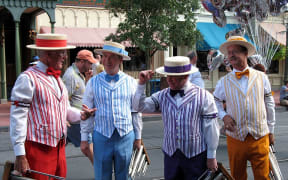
[105,0,202,69]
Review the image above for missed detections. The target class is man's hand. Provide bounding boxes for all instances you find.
[269,133,275,145]
[223,115,236,132]
[139,70,154,85]
[81,104,97,120]
[14,155,30,175]
[85,70,93,82]
[207,158,218,172]
[134,139,141,149]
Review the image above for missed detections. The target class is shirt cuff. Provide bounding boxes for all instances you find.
[14,143,25,156]
[134,130,141,139]
[207,149,216,159]
[137,84,146,92]
[81,133,89,141]
[219,111,227,120]
[268,126,274,134]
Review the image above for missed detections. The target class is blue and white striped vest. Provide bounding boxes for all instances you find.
[91,72,137,138]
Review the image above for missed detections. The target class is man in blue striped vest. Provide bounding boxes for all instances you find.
[133,56,219,180]
[80,41,142,180]
[213,36,275,180]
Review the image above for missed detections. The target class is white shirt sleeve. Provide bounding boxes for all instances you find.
[132,112,143,139]
[10,74,34,156]
[202,91,220,159]
[67,106,81,123]
[263,74,276,134]
[81,79,95,141]
[213,79,227,120]
[132,84,160,113]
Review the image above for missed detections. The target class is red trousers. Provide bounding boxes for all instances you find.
[24,139,67,180]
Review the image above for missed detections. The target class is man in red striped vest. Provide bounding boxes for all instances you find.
[10,33,83,179]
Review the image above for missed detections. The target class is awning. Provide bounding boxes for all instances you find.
[196,22,251,51]
[260,23,286,46]
[40,26,129,47]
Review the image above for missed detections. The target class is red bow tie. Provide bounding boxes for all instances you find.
[46,67,61,78]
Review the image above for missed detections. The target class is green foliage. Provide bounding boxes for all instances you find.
[105,0,202,59]
[273,45,286,61]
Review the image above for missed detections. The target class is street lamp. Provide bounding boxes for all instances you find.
[281,3,288,81]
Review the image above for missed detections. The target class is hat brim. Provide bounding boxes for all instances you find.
[26,44,76,50]
[155,66,198,76]
[219,40,256,57]
[95,49,131,61]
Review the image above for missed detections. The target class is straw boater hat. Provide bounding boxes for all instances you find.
[219,36,256,57]
[26,33,75,50]
[94,41,131,61]
[156,56,198,76]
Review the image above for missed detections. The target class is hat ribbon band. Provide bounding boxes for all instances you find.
[164,64,191,73]
[36,39,67,47]
[103,44,128,56]
[228,37,246,42]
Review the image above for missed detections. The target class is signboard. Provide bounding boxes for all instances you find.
[57,0,108,7]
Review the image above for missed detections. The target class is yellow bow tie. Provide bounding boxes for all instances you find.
[235,69,249,79]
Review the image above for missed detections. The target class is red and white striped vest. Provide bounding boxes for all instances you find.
[24,68,69,147]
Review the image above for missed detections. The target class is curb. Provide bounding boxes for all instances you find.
[0,126,9,132]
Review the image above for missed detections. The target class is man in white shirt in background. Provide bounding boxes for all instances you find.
[187,50,205,88]
[63,49,97,164]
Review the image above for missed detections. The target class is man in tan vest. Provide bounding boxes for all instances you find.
[213,36,275,180]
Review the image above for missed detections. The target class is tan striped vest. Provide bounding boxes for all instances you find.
[24,68,69,147]
[223,69,269,141]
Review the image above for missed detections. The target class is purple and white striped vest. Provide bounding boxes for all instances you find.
[157,86,210,158]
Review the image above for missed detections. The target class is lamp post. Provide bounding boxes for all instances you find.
[285,22,288,81]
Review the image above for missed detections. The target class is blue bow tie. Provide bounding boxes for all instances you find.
[105,74,119,82]
[170,89,185,97]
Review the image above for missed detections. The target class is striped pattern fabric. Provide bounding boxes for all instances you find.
[223,69,269,141]
[157,86,214,158]
[91,72,137,138]
[24,68,69,147]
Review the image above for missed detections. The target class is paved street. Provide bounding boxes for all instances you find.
[1,110,288,179]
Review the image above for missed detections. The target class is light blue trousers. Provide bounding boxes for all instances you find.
[92,130,134,180]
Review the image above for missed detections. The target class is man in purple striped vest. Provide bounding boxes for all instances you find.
[133,56,220,180]
[10,34,81,179]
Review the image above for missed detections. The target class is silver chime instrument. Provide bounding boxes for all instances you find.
[198,162,234,180]
[128,143,150,179]
[3,161,65,180]
[269,145,284,180]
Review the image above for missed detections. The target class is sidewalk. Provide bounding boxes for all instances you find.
[0,90,284,129]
